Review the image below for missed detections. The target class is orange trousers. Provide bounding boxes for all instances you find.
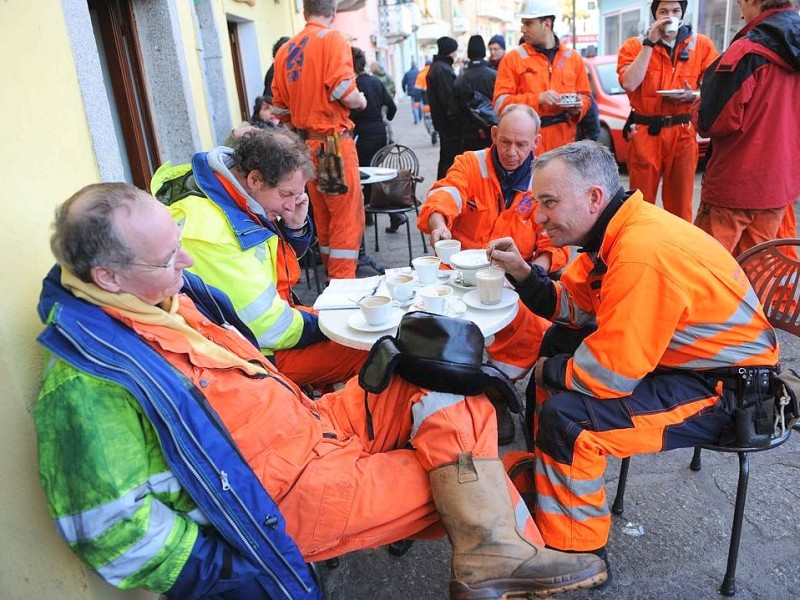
[283,376,543,560]
[488,302,552,380]
[274,340,368,388]
[305,136,364,279]
[694,201,788,257]
[628,123,698,221]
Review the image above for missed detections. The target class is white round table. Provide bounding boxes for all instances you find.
[359,166,398,185]
[317,270,519,351]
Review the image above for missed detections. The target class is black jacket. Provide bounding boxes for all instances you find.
[426,55,459,137]
[351,73,397,137]
[452,59,497,141]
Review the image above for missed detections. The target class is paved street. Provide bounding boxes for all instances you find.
[296,98,800,600]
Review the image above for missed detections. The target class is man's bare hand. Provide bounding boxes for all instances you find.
[430,225,452,246]
[280,192,309,228]
[486,237,531,281]
[539,90,561,106]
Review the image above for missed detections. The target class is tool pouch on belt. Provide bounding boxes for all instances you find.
[724,368,778,448]
[316,133,349,196]
[622,112,634,141]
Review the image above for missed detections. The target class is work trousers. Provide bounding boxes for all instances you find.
[529,325,733,552]
[284,376,542,560]
[274,340,368,389]
[628,122,698,221]
[305,136,364,279]
[437,133,463,179]
[694,202,787,257]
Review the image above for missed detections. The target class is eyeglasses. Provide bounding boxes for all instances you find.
[109,223,184,271]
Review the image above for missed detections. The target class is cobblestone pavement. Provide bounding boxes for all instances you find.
[295,98,800,600]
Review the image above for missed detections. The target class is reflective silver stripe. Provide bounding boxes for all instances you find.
[97,500,178,585]
[489,358,529,380]
[535,458,609,520]
[535,457,606,498]
[331,79,352,101]
[253,243,267,263]
[554,286,594,327]
[319,244,330,256]
[515,46,527,58]
[410,392,464,439]
[239,285,280,325]
[186,507,210,525]
[669,292,759,351]
[493,95,509,114]
[572,344,641,395]
[514,496,532,531]
[273,106,291,116]
[679,329,779,369]
[428,186,463,211]
[536,491,609,521]
[328,247,360,259]
[56,472,181,544]
[475,151,489,179]
[255,303,296,347]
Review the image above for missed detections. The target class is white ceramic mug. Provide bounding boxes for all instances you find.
[434,239,462,266]
[475,267,505,305]
[358,295,394,326]
[418,284,453,315]
[385,273,416,302]
[664,16,681,34]
[412,255,442,284]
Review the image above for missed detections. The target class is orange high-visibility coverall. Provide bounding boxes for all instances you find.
[493,43,591,154]
[419,148,570,379]
[272,22,363,279]
[617,33,717,221]
[114,295,543,560]
[415,65,430,91]
[515,193,779,551]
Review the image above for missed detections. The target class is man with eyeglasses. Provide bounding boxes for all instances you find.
[33,182,607,598]
[152,129,367,389]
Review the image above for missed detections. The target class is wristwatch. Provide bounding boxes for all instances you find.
[642,38,656,48]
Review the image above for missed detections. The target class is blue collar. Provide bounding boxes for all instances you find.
[491,147,533,208]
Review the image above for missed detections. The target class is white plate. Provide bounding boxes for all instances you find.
[348,308,404,333]
[556,101,582,108]
[372,167,396,175]
[462,288,520,311]
[656,89,700,97]
[450,249,490,271]
[408,298,467,318]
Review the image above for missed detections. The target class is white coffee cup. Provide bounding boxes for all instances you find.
[418,284,453,315]
[475,267,505,305]
[664,16,681,34]
[412,255,443,284]
[434,239,462,266]
[385,273,416,302]
[358,295,395,326]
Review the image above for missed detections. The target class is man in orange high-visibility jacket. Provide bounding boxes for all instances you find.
[618,1,717,221]
[420,105,568,382]
[493,0,591,155]
[272,0,367,279]
[489,141,779,560]
[419,105,569,446]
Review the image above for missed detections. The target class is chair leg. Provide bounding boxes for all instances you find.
[690,447,702,471]
[611,457,630,515]
[387,539,414,557]
[325,557,340,569]
[719,451,750,597]
[373,215,380,252]
[403,216,413,265]
[414,204,428,253]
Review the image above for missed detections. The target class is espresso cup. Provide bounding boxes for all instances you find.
[434,239,462,266]
[358,295,394,326]
[418,284,453,315]
[664,16,681,34]
[412,255,442,284]
[385,273,416,302]
[475,267,505,305]
[560,92,579,104]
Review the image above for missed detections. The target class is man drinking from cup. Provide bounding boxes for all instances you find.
[418,104,569,444]
[617,1,718,222]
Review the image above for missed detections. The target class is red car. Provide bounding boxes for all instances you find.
[584,54,708,166]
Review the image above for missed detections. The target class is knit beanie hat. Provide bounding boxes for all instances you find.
[650,0,687,19]
[467,35,486,60]
[437,36,458,56]
[488,34,506,50]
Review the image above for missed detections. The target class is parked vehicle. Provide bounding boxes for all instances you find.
[584,55,708,166]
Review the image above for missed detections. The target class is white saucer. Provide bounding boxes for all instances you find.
[556,101,582,108]
[656,89,700,98]
[393,289,417,308]
[462,288,519,310]
[450,273,476,290]
[348,308,404,332]
[408,298,467,317]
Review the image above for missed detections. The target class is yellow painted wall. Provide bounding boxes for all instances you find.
[0,2,152,599]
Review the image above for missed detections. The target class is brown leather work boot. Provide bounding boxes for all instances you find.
[430,457,607,599]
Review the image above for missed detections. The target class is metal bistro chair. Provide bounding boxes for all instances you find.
[611,238,800,596]
[365,144,428,265]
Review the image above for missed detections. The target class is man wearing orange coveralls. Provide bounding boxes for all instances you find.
[488,141,780,576]
[493,0,591,154]
[419,105,569,444]
[41,184,608,599]
[617,1,717,221]
[272,0,367,279]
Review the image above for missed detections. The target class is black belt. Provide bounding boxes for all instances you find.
[702,366,776,397]
[628,112,691,136]
[296,129,352,142]
[541,114,570,128]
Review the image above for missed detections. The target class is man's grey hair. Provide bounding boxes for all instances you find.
[304,0,336,18]
[533,140,620,201]
[498,103,541,132]
[51,183,142,282]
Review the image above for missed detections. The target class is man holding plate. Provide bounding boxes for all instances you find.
[617,1,717,221]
